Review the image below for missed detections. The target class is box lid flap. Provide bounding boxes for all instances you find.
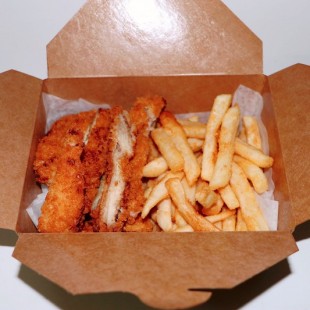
[47,0,262,78]
[0,70,42,231]
[13,232,297,309]
[269,64,310,227]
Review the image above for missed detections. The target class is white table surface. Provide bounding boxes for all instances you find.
[0,1,309,309]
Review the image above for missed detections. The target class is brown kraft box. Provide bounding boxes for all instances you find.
[0,0,309,309]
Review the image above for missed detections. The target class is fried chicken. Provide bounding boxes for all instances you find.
[34,96,166,233]
[97,107,135,231]
[34,111,96,184]
[82,109,111,215]
[38,145,85,232]
[122,96,166,231]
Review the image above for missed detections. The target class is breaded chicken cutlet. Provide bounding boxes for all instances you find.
[34,96,166,233]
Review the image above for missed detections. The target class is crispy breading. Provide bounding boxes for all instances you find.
[34,111,96,184]
[38,145,85,232]
[82,109,111,214]
[98,107,135,231]
[122,96,166,221]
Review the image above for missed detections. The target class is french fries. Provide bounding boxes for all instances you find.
[177,119,206,139]
[233,155,268,194]
[151,128,184,172]
[143,156,168,178]
[218,185,239,210]
[201,94,232,181]
[230,163,269,231]
[160,112,200,186]
[141,172,184,219]
[235,138,273,168]
[243,116,262,150]
[209,105,240,189]
[165,178,219,232]
[140,91,274,233]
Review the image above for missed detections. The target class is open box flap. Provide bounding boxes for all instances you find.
[47,0,262,78]
[13,232,297,309]
[0,70,42,231]
[269,64,310,227]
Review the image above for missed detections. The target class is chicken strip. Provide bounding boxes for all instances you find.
[34,110,96,185]
[82,109,111,215]
[123,96,166,231]
[97,107,135,231]
[38,145,85,232]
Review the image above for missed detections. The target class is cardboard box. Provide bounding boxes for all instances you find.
[0,0,309,309]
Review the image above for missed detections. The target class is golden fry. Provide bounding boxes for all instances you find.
[201,94,232,181]
[205,207,236,223]
[233,155,268,194]
[142,172,184,219]
[165,178,219,232]
[234,138,273,168]
[160,112,200,186]
[236,208,248,231]
[157,198,173,232]
[222,214,236,231]
[230,163,269,231]
[173,225,194,232]
[201,196,223,216]
[243,116,262,150]
[177,119,206,139]
[151,127,184,172]
[218,184,239,210]
[195,180,219,209]
[238,125,247,142]
[181,177,196,205]
[142,156,168,178]
[187,138,204,152]
[209,105,240,190]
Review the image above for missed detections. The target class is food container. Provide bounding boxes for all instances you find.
[0,0,309,308]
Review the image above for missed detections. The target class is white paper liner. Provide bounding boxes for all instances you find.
[27,86,278,231]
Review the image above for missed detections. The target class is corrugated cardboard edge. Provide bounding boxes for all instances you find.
[13,232,298,309]
[269,64,310,227]
[0,70,42,231]
[47,0,262,78]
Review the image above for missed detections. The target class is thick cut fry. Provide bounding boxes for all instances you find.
[195,180,219,209]
[238,125,247,142]
[142,172,184,218]
[201,94,232,181]
[174,209,188,227]
[236,209,248,231]
[233,155,268,194]
[201,196,223,216]
[243,116,262,150]
[187,138,204,152]
[218,184,239,210]
[142,156,168,178]
[214,221,222,230]
[148,138,160,161]
[205,207,236,223]
[165,178,219,232]
[160,112,200,186]
[209,105,240,190]
[234,138,273,168]
[222,214,236,231]
[177,119,206,139]
[174,225,194,232]
[157,199,173,232]
[230,163,269,231]
[181,177,196,205]
[151,127,184,172]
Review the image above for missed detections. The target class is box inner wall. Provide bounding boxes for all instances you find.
[17,74,292,233]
